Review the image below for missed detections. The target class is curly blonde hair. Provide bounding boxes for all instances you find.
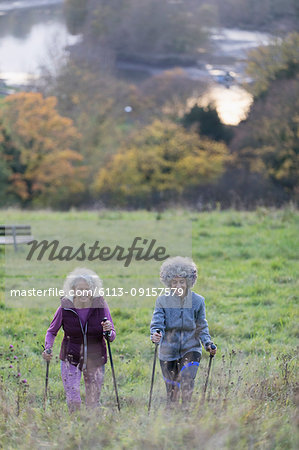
[160,256,198,288]
[63,267,103,301]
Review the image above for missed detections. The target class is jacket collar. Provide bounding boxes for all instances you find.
[180,288,192,307]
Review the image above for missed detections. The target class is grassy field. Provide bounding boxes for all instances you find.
[0,207,298,449]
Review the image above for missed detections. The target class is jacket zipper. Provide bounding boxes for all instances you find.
[64,308,88,370]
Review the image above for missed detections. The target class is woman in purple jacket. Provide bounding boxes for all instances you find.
[42,268,115,412]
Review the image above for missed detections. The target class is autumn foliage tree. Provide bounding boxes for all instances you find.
[82,0,213,62]
[93,120,229,207]
[230,33,299,199]
[245,32,299,98]
[0,92,86,207]
[230,77,299,194]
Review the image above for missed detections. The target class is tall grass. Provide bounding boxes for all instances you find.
[0,208,298,449]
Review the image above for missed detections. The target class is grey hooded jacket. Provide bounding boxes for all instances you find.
[150,290,212,361]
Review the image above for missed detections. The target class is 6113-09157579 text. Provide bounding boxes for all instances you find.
[9,287,184,297]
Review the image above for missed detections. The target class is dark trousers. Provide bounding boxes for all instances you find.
[160,351,201,405]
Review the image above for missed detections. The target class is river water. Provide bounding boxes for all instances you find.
[0,0,79,84]
[0,0,272,124]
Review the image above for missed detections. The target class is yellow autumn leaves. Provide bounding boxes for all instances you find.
[0,93,86,206]
[1,93,230,207]
[93,120,230,205]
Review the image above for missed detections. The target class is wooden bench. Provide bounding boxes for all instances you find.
[0,225,34,251]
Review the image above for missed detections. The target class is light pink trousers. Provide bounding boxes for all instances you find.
[61,361,105,411]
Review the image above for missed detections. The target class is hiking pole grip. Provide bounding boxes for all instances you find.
[102,316,110,338]
[209,343,217,358]
[151,329,161,347]
[42,345,52,354]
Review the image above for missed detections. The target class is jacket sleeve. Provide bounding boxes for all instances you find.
[150,297,166,337]
[196,298,212,348]
[45,306,63,350]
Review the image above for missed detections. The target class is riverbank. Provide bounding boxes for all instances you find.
[0,0,288,126]
[0,0,62,12]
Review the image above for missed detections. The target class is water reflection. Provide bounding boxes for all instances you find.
[211,28,272,59]
[0,3,265,125]
[0,0,62,13]
[0,5,63,39]
[0,4,80,83]
[189,84,253,126]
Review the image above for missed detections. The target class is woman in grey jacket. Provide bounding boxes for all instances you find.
[150,256,217,406]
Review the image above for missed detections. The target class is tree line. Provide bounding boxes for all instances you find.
[0,10,298,209]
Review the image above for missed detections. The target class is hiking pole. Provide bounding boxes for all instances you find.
[148,329,161,413]
[102,317,121,411]
[202,344,216,405]
[43,348,52,409]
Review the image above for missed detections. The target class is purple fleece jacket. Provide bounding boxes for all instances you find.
[45,299,116,351]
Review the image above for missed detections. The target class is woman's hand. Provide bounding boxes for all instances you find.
[101,320,112,333]
[206,344,217,356]
[151,331,161,344]
[42,349,53,361]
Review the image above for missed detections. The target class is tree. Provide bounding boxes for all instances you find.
[81,0,213,62]
[0,122,25,205]
[140,68,206,120]
[229,33,299,198]
[182,104,233,143]
[64,0,88,35]
[230,77,299,193]
[246,32,299,98]
[38,58,155,169]
[213,0,297,29]
[0,132,13,206]
[0,93,87,208]
[93,119,229,207]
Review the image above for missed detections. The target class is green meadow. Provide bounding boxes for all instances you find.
[0,208,298,449]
